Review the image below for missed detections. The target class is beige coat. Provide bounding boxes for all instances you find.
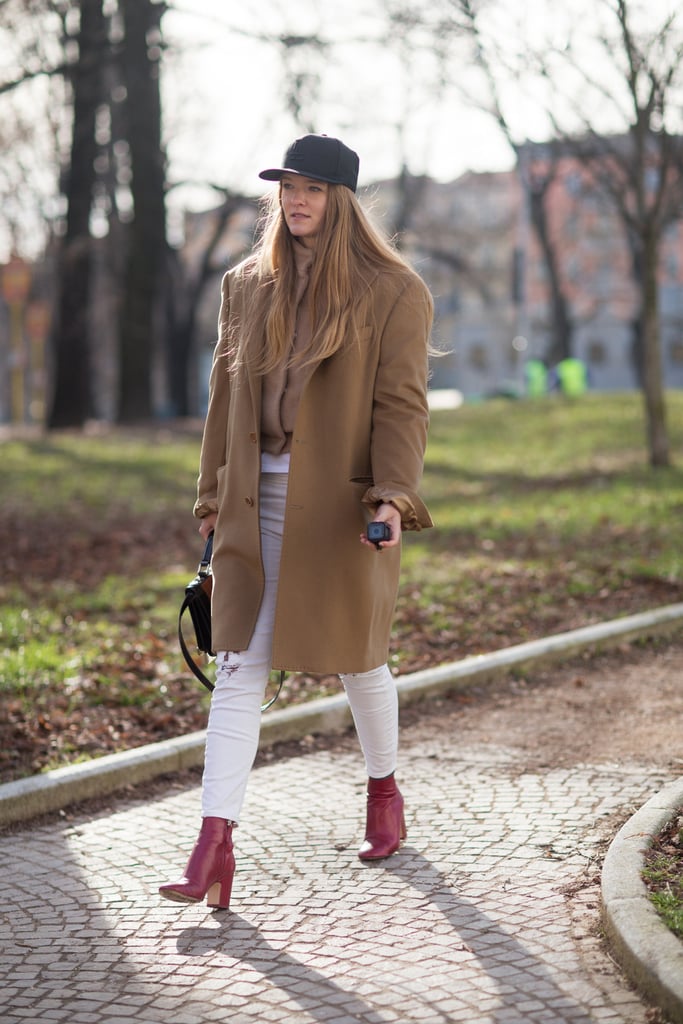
[195,259,434,675]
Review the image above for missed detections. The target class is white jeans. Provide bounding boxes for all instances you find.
[201,472,399,822]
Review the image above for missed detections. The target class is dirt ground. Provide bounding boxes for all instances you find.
[402,637,683,774]
[254,635,683,779]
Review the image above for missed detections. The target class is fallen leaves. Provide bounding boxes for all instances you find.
[1,505,681,784]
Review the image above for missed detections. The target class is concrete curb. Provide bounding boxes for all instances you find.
[1,601,681,829]
[601,777,683,1024]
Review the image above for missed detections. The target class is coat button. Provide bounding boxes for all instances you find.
[249,432,257,443]
[245,496,254,506]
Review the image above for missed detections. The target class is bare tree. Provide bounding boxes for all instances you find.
[0,0,70,259]
[413,0,576,364]
[49,0,107,427]
[165,190,256,417]
[546,0,683,467]
[516,144,574,366]
[396,0,682,466]
[1,0,170,426]
[116,0,167,422]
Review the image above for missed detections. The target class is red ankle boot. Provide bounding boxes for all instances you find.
[358,774,406,861]
[159,817,235,909]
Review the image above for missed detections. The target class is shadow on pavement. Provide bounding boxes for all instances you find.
[174,847,593,1024]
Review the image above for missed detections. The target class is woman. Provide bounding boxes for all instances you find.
[159,134,433,911]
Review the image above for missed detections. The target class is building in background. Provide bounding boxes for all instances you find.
[372,144,683,399]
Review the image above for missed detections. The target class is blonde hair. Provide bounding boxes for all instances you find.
[234,183,413,374]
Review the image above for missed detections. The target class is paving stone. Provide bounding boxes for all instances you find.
[0,713,676,1024]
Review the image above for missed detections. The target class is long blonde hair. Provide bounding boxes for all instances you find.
[234,183,413,374]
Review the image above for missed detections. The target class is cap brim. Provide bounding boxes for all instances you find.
[259,167,336,184]
[258,168,286,181]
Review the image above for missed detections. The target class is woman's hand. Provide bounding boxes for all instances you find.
[199,513,217,541]
[360,503,401,551]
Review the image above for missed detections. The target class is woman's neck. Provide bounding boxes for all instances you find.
[293,239,315,271]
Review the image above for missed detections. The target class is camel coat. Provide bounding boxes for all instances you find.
[194,259,434,675]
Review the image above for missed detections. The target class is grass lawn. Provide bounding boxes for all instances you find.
[1,391,682,780]
[396,392,683,666]
[643,813,683,941]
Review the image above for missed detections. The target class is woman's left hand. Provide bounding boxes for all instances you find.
[360,503,402,551]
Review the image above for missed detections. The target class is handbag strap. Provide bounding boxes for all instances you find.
[198,531,213,574]
[177,608,285,710]
[261,670,285,711]
[178,597,216,692]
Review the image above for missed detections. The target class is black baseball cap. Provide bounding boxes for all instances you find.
[259,134,360,193]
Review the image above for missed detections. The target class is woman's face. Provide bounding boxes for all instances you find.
[280,173,328,247]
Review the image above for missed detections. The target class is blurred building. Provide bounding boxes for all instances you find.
[378,145,683,398]
[517,143,683,394]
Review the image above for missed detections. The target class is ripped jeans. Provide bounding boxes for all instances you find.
[201,472,399,822]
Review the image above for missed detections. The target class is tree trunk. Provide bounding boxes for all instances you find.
[48,0,105,429]
[526,183,573,365]
[165,197,252,415]
[640,229,669,467]
[117,0,166,422]
[622,224,644,387]
[165,252,190,419]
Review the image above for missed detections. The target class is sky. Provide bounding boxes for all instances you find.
[159,0,682,218]
[1,0,679,259]
[160,0,520,210]
[160,0,680,211]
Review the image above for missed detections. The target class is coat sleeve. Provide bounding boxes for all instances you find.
[361,272,434,531]
[193,272,232,519]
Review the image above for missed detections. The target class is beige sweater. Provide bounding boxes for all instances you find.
[260,243,316,456]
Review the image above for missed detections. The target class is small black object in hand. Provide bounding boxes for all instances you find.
[367,521,392,547]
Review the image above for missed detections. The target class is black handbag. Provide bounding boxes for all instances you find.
[178,533,284,709]
[178,533,215,691]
